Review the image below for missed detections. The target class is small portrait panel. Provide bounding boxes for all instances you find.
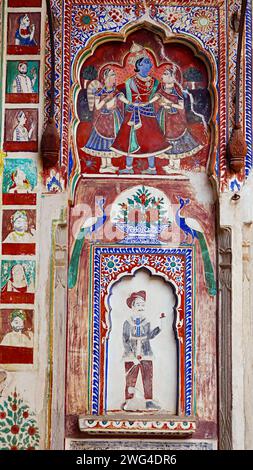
[1,260,36,304]
[6,60,39,103]
[2,158,37,205]
[4,109,38,152]
[0,309,34,365]
[2,210,36,255]
[7,12,41,54]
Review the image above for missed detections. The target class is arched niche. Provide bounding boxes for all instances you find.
[70,21,217,191]
[105,267,178,414]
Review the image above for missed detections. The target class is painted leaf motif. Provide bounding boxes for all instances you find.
[0,427,10,433]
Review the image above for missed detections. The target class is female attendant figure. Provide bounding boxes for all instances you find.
[12,111,35,142]
[157,64,205,173]
[15,14,36,46]
[82,68,127,174]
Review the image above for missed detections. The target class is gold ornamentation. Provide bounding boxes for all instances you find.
[0,149,7,176]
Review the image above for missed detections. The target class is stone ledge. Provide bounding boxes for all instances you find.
[79,415,196,436]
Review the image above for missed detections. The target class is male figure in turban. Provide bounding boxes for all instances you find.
[0,310,33,348]
[3,210,35,243]
[122,290,163,410]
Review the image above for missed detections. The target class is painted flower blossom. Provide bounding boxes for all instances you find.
[123,255,134,266]
[0,391,40,450]
[75,9,98,32]
[192,10,215,31]
[102,255,122,274]
[205,37,217,49]
[152,256,162,268]
[166,13,178,25]
[11,425,19,434]
[137,255,149,266]
[108,8,124,23]
[165,256,184,274]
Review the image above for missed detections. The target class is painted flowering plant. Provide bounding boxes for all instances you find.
[0,391,39,450]
[116,186,170,228]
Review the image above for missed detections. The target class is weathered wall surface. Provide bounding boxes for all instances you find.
[0,0,253,451]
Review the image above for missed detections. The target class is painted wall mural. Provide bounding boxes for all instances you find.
[0,390,39,449]
[0,0,42,436]
[2,209,36,255]
[0,0,250,451]
[6,60,40,103]
[91,245,193,417]
[45,0,251,193]
[7,12,41,55]
[1,260,35,305]
[73,29,213,177]
[67,177,217,438]
[2,158,37,206]
[4,109,38,152]
[0,309,34,365]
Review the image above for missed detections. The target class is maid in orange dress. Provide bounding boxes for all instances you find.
[157,64,206,173]
[111,44,171,175]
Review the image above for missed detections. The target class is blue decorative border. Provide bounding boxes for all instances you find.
[91,245,193,416]
[245,3,252,177]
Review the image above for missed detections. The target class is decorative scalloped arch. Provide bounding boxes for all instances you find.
[70,20,218,202]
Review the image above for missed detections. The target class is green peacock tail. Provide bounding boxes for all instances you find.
[197,232,217,296]
[68,228,85,289]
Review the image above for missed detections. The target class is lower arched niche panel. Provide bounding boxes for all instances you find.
[78,244,195,436]
[107,268,177,414]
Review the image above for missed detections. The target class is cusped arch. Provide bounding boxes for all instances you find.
[70,20,218,197]
[105,266,179,414]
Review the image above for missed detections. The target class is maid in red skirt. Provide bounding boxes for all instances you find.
[157,64,206,173]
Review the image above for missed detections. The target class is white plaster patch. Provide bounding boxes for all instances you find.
[185,172,214,205]
[106,269,177,414]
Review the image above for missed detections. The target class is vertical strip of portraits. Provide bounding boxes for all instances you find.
[0,0,4,140]
[0,0,43,370]
[0,308,34,365]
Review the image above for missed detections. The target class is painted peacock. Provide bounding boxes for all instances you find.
[68,197,106,289]
[176,197,217,296]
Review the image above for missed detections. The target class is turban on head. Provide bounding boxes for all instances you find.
[12,210,27,224]
[126,290,146,309]
[10,309,26,322]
